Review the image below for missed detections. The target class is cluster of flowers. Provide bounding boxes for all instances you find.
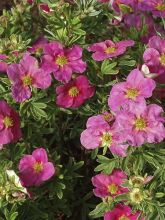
[0,23,136,197]
[100,0,165,17]
[99,0,165,43]
[81,68,165,156]
[6,40,95,108]
[92,168,152,219]
[80,33,165,218]
[0,35,135,109]
[0,100,55,187]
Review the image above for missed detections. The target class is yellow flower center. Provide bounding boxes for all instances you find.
[22,75,33,87]
[101,132,112,146]
[33,162,43,173]
[36,47,43,55]
[160,54,165,65]
[103,113,112,122]
[68,86,79,97]
[107,183,118,195]
[119,215,130,220]
[3,116,13,128]
[55,55,68,66]
[135,117,147,131]
[126,88,139,99]
[156,3,165,11]
[104,47,116,54]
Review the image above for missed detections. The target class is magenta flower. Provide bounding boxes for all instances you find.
[41,42,87,83]
[28,36,48,55]
[0,100,22,145]
[143,36,165,82]
[19,148,55,187]
[108,69,156,112]
[139,0,165,17]
[56,76,95,108]
[115,103,165,146]
[92,169,128,198]
[80,117,128,157]
[104,204,142,220]
[88,39,134,61]
[7,54,51,102]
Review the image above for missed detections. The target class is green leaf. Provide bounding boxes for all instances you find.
[119,59,136,67]
[101,60,118,75]
[32,102,47,109]
[89,202,109,218]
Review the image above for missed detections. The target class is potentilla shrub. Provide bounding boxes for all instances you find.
[0,0,165,219]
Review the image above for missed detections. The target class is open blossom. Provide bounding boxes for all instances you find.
[115,103,165,146]
[7,54,51,102]
[56,76,95,108]
[92,169,128,198]
[19,148,55,187]
[143,36,165,83]
[104,204,142,220]
[80,115,128,157]
[0,100,22,145]
[41,42,87,83]
[139,0,165,17]
[108,69,156,112]
[88,39,134,61]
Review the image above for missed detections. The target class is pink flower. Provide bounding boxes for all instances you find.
[28,36,48,55]
[143,36,165,82]
[80,115,128,157]
[92,169,128,198]
[104,204,142,220]
[41,42,87,83]
[139,0,165,17]
[0,100,22,145]
[56,76,95,108]
[108,69,156,112]
[115,103,165,146]
[7,54,51,102]
[88,39,134,61]
[19,148,55,187]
